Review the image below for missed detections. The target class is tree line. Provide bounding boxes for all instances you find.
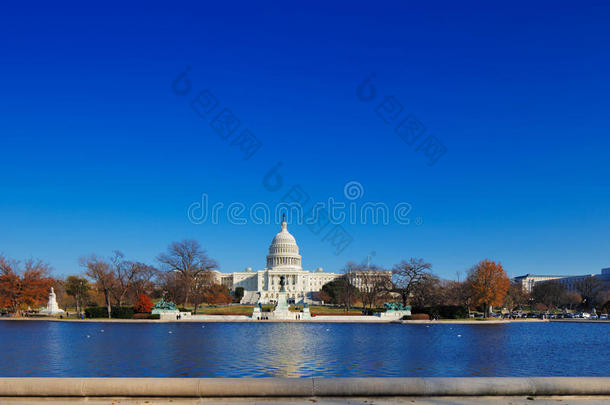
[0,239,231,317]
[2,241,609,318]
[529,277,609,312]
[320,258,610,317]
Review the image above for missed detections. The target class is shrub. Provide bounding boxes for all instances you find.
[133,313,160,319]
[85,306,109,318]
[436,305,468,319]
[411,313,430,320]
[134,294,153,313]
[177,307,192,314]
[111,306,134,319]
[410,305,468,319]
[84,306,135,319]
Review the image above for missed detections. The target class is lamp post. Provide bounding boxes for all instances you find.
[78,279,85,317]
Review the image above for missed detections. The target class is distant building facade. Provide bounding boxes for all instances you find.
[211,219,390,304]
[513,268,610,293]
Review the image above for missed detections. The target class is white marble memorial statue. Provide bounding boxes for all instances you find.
[40,287,65,315]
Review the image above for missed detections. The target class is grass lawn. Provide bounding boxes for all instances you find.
[291,305,363,316]
[195,305,255,315]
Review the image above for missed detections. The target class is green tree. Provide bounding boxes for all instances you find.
[321,268,359,312]
[234,287,244,303]
[64,276,91,316]
[320,278,345,305]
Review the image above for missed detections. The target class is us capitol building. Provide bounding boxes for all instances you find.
[211,217,345,304]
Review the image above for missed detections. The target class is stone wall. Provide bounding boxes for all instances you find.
[0,377,609,397]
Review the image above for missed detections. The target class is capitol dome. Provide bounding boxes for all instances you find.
[266,217,302,269]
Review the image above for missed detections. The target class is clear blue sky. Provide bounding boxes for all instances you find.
[1,1,609,279]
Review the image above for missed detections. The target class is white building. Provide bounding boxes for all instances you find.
[212,218,340,304]
[513,268,610,293]
[512,274,568,293]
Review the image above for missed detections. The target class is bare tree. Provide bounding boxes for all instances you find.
[190,271,215,314]
[109,251,134,307]
[391,258,433,307]
[503,283,529,314]
[340,262,361,313]
[574,277,603,309]
[355,266,393,310]
[108,251,154,307]
[129,263,158,299]
[594,289,609,314]
[562,291,582,310]
[156,240,217,308]
[80,255,114,318]
[444,280,473,315]
[156,271,184,303]
[410,274,442,308]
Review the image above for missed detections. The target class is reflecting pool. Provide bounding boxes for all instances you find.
[0,321,608,377]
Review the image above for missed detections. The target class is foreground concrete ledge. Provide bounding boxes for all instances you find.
[0,378,609,397]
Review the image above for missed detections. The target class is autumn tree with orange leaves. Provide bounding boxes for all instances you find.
[134,293,153,313]
[202,284,232,305]
[466,259,510,317]
[0,255,54,315]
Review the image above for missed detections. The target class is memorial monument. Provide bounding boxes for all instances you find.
[249,275,309,320]
[270,275,291,319]
[40,287,65,316]
[377,302,411,319]
[151,298,179,316]
[152,298,192,320]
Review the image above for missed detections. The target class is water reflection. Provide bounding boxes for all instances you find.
[1,321,608,377]
[251,323,308,377]
[464,324,510,376]
[44,322,68,374]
